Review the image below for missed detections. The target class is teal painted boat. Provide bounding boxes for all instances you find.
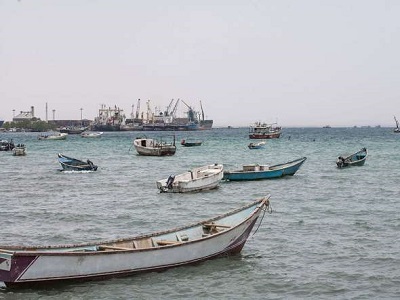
[57,153,98,171]
[223,157,306,181]
[336,148,367,168]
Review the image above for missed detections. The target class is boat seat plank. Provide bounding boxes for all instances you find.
[155,240,182,246]
[202,223,231,228]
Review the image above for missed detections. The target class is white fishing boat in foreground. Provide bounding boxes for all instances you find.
[157,164,224,193]
[0,197,270,288]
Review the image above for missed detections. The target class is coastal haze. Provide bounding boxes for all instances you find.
[1,1,400,127]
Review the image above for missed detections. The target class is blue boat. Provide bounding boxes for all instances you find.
[57,153,98,171]
[181,139,202,147]
[223,157,307,181]
[336,148,367,168]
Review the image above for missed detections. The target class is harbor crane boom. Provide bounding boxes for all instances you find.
[165,99,175,116]
[171,99,180,117]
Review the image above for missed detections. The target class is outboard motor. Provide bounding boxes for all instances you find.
[337,156,344,168]
[166,175,175,189]
[87,159,97,171]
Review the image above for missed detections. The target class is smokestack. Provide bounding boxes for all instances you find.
[45,102,48,122]
[31,106,34,117]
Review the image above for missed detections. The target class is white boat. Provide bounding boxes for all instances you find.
[157,164,224,193]
[0,197,270,288]
[249,122,282,139]
[248,141,266,149]
[12,144,26,156]
[133,135,176,156]
[81,131,103,138]
[394,116,400,133]
[38,132,68,140]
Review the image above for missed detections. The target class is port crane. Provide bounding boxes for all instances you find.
[180,99,197,122]
[171,98,180,118]
[135,99,141,119]
[164,99,175,116]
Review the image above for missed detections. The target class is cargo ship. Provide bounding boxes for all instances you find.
[92,100,212,131]
[92,105,126,131]
[142,99,212,131]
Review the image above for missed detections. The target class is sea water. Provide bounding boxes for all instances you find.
[0,127,399,299]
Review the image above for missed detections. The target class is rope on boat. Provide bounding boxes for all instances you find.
[251,197,272,238]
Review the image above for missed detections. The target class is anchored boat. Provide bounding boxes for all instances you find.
[0,197,270,288]
[336,148,367,168]
[157,164,224,193]
[57,153,98,171]
[223,157,307,181]
[249,122,282,139]
[133,135,176,156]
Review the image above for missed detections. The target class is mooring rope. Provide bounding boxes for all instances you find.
[250,198,272,238]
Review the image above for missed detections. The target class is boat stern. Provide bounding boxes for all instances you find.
[0,251,13,286]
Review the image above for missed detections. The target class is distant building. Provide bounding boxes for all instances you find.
[13,106,37,122]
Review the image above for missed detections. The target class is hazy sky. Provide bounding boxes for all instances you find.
[1,0,400,127]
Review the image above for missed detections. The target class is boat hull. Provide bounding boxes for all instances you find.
[38,133,67,140]
[336,148,367,168]
[223,157,306,181]
[133,138,176,156]
[142,123,199,131]
[199,120,213,130]
[0,198,269,288]
[81,132,103,138]
[92,124,121,132]
[249,132,281,139]
[157,164,224,193]
[57,154,98,171]
[12,146,26,156]
[181,140,202,147]
[249,122,282,139]
[0,140,15,151]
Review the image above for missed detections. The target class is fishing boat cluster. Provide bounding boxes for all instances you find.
[0,121,371,289]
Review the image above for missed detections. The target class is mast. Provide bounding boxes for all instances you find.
[200,100,205,121]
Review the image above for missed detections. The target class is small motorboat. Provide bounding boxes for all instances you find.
[12,144,26,156]
[181,139,202,147]
[81,131,103,138]
[336,148,367,168]
[0,139,15,151]
[248,141,266,149]
[57,153,98,171]
[38,132,68,140]
[157,164,224,193]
